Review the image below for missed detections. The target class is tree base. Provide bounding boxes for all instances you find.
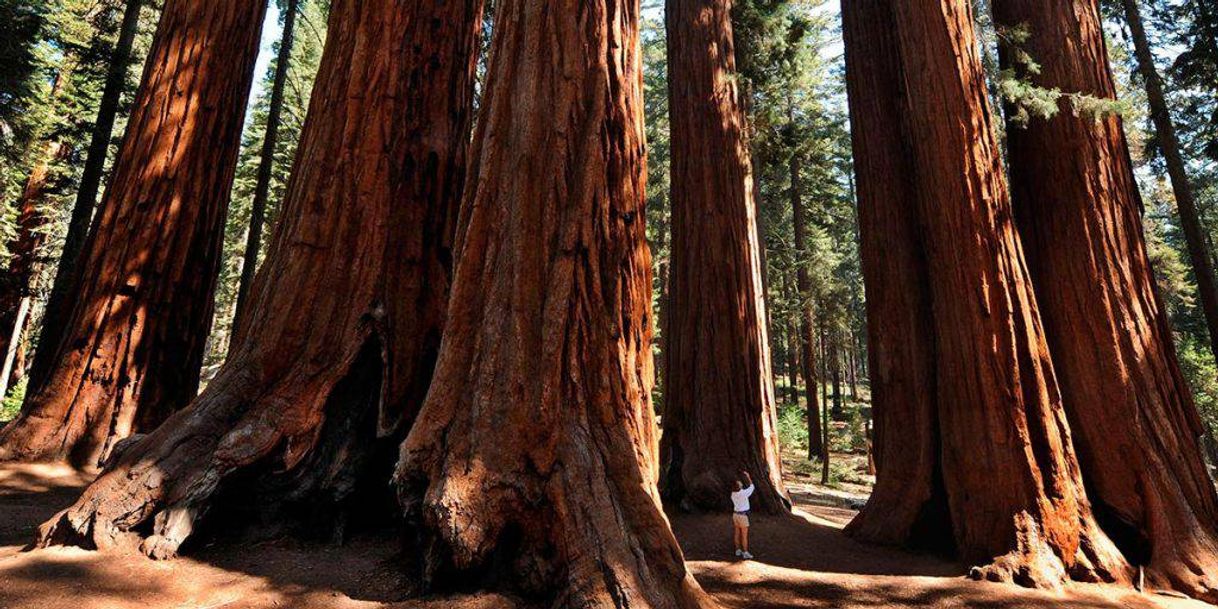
[38,341,397,559]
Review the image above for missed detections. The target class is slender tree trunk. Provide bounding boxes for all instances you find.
[393,1,718,604]
[28,0,144,392]
[40,0,483,559]
[843,0,1131,588]
[819,324,830,484]
[231,0,300,336]
[661,0,788,513]
[994,0,1218,600]
[791,140,823,461]
[830,335,843,421]
[786,321,799,405]
[1120,0,1218,366]
[0,0,267,467]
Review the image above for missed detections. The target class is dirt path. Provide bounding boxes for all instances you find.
[0,464,1210,609]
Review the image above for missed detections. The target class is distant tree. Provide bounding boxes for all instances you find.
[1117,0,1218,368]
[231,0,301,335]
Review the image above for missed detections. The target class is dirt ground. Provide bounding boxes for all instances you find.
[0,463,1211,609]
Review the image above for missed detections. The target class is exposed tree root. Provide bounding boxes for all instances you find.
[38,340,394,559]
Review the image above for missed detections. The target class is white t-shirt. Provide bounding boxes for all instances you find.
[731,484,755,512]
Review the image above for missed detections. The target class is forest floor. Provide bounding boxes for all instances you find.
[0,460,1211,609]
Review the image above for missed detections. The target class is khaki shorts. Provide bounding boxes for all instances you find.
[733,512,749,528]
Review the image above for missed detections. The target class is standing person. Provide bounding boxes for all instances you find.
[731,470,755,559]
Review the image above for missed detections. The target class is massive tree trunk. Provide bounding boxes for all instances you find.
[0,0,266,467]
[842,0,1131,589]
[790,145,823,460]
[27,0,144,391]
[1120,0,1218,366]
[661,0,788,514]
[993,0,1218,600]
[231,0,300,335]
[37,0,483,559]
[393,1,716,606]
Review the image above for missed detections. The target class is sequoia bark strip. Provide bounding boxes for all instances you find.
[994,0,1218,600]
[1120,0,1218,366]
[661,0,788,514]
[0,0,266,467]
[843,0,1130,588]
[29,0,144,391]
[231,0,300,335]
[394,0,717,606]
[38,0,483,558]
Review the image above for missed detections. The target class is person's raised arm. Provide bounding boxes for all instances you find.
[740,470,754,496]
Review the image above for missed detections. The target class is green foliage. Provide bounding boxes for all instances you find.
[994,22,1131,127]
[0,377,25,423]
[1177,335,1218,438]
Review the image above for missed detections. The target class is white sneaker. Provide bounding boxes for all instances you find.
[735,549,743,557]
[742,552,753,560]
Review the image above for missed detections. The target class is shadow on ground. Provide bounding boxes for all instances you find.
[0,463,1209,609]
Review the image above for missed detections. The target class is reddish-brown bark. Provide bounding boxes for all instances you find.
[37,0,483,558]
[841,0,940,536]
[661,0,788,514]
[28,0,144,392]
[0,0,267,467]
[994,0,1218,600]
[843,0,1131,588]
[394,1,716,606]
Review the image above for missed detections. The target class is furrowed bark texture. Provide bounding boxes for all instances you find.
[842,0,1131,589]
[28,0,144,391]
[37,0,483,558]
[994,0,1218,600]
[840,0,943,548]
[0,0,266,467]
[395,0,717,606]
[661,0,788,514]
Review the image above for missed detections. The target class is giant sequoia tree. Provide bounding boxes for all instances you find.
[661,0,789,513]
[393,0,716,605]
[37,0,483,558]
[843,0,1131,588]
[993,0,1218,600]
[0,0,266,467]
